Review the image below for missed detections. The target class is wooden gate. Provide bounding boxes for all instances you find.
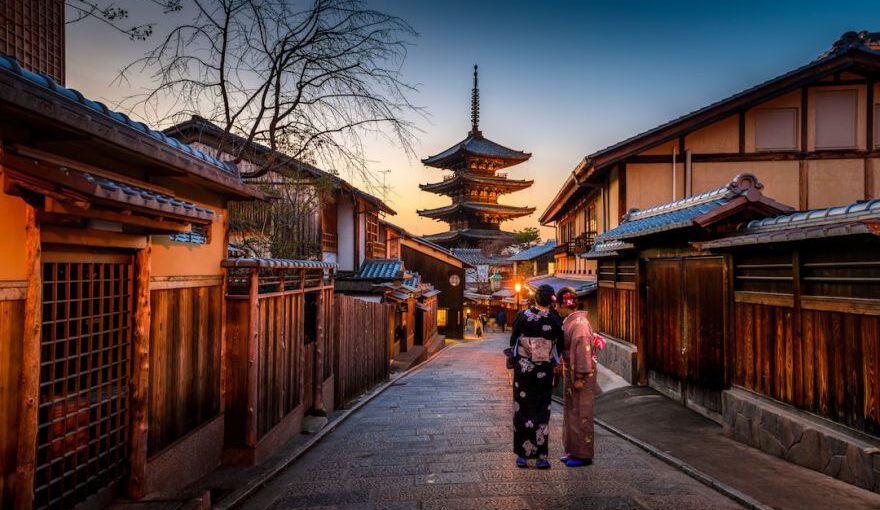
[35,252,134,509]
[646,257,727,414]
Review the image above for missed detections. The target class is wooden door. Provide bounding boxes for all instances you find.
[683,257,726,391]
[35,251,134,509]
[646,259,685,381]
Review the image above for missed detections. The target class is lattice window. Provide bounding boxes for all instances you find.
[36,255,133,509]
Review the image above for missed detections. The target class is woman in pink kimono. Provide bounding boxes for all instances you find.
[556,289,600,467]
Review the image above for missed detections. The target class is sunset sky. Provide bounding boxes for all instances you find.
[65,0,880,240]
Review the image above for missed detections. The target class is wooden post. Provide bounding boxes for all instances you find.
[313,288,325,413]
[246,268,259,446]
[128,239,152,499]
[14,205,41,510]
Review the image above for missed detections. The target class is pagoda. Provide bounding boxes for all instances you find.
[418,65,535,248]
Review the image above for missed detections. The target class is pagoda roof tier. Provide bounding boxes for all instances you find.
[421,133,531,170]
[417,201,535,220]
[419,173,534,195]
[421,228,516,245]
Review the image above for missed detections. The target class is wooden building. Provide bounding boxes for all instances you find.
[699,198,880,490]
[0,0,65,84]
[419,66,534,248]
[541,31,880,281]
[588,172,880,491]
[586,174,792,409]
[508,240,557,278]
[397,234,469,340]
[166,116,395,270]
[0,54,265,508]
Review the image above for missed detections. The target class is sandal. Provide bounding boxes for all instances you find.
[564,457,593,467]
[515,457,527,468]
[559,454,570,463]
[536,459,551,469]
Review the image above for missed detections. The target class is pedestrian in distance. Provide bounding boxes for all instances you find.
[508,284,563,469]
[555,289,604,467]
[496,308,507,333]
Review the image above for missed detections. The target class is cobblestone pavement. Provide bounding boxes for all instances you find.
[240,333,743,510]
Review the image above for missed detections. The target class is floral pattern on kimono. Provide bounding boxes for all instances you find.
[510,306,563,460]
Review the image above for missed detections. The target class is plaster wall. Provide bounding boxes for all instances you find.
[0,192,27,281]
[691,161,800,208]
[608,167,621,229]
[151,207,228,277]
[684,115,739,153]
[641,139,678,156]
[626,163,684,212]
[807,85,868,151]
[806,159,865,209]
[336,199,355,271]
[744,90,801,153]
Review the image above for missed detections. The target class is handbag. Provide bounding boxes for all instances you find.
[503,347,515,369]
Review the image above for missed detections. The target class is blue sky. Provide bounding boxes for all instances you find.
[66,1,880,237]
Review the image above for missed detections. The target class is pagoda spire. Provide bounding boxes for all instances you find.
[470,64,481,136]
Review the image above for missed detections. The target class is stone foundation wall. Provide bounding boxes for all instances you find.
[723,388,880,493]
[596,334,637,384]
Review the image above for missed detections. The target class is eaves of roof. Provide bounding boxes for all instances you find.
[0,56,264,200]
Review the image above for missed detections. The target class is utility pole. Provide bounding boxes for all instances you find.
[379,169,392,202]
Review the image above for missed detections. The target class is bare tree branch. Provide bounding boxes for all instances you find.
[117,0,422,182]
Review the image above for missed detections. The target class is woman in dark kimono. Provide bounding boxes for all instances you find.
[509,284,563,468]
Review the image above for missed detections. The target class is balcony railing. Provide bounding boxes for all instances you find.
[573,232,596,254]
[368,240,387,259]
[322,232,338,252]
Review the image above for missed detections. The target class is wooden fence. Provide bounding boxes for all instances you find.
[334,294,393,407]
[222,259,334,455]
[732,243,880,435]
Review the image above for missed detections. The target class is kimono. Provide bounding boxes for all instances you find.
[561,310,597,460]
[509,306,563,460]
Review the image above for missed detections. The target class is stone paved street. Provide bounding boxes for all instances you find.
[240,332,743,510]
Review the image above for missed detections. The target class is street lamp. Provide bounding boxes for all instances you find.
[514,282,522,313]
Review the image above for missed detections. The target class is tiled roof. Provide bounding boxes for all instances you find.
[167,116,395,215]
[701,198,880,249]
[404,272,421,288]
[418,201,535,219]
[85,173,214,221]
[221,258,336,269]
[422,228,516,244]
[422,134,531,168]
[592,174,784,244]
[420,173,533,194]
[507,240,557,261]
[526,274,597,297]
[582,239,635,259]
[0,55,236,176]
[356,258,406,280]
[452,248,512,266]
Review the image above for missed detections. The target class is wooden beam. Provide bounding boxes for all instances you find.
[128,240,152,499]
[738,111,746,154]
[41,225,148,249]
[625,149,880,164]
[313,289,325,413]
[14,205,41,510]
[43,200,194,234]
[801,87,809,152]
[867,79,875,200]
[618,163,627,224]
[799,160,809,210]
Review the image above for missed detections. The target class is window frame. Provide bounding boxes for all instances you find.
[814,89,859,150]
[754,107,799,152]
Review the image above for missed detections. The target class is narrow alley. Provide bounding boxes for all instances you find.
[238,333,743,510]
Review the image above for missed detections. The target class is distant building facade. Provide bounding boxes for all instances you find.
[0,0,65,83]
